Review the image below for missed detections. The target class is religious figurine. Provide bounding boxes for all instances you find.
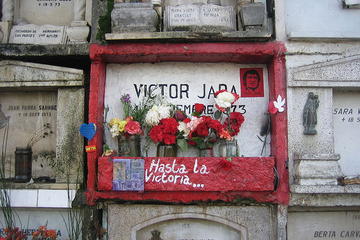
[149,230,163,240]
[303,92,319,135]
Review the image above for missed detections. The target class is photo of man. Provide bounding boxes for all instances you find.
[240,68,264,97]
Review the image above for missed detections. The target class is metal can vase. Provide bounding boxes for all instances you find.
[117,135,141,157]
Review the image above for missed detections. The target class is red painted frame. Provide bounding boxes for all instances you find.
[87,42,288,205]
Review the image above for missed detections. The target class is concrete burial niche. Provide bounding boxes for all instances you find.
[107,204,276,240]
[0,60,84,184]
[1,0,91,44]
[288,55,360,186]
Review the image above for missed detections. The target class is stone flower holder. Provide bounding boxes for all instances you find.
[111,2,159,33]
[238,2,266,30]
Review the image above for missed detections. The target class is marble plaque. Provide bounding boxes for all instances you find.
[165,4,236,31]
[0,92,57,178]
[9,24,66,44]
[333,91,360,176]
[288,211,360,240]
[17,0,74,26]
[105,63,270,157]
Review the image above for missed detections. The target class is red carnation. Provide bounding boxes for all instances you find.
[194,103,205,114]
[195,122,209,137]
[230,112,245,127]
[160,118,179,135]
[183,118,191,123]
[163,134,176,145]
[208,119,223,132]
[149,125,163,143]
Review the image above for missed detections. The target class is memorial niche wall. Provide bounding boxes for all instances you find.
[0,60,84,184]
[288,55,360,186]
[86,42,288,205]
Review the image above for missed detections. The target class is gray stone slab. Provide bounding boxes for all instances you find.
[107,204,275,240]
[164,4,236,32]
[288,55,360,88]
[291,184,360,194]
[9,24,67,45]
[0,44,89,57]
[0,60,83,87]
[288,211,360,240]
[111,2,159,33]
[105,27,272,40]
[56,88,84,183]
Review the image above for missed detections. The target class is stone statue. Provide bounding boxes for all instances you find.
[149,230,163,240]
[303,92,319,135]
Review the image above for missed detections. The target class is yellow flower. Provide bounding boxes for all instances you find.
[109,118,122,127]
[118,120,127,132]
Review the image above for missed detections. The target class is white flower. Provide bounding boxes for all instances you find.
[110,125,120,137]
[215,91,235,108]
[158,104,172,119]
[145,105,160,126]
[178,121,190,137]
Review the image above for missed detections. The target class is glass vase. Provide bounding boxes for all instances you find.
[15,147,32,182]
[157,143,177,157]
[218,139,239,157]
[198,148,214,157]
[117,135,141,157]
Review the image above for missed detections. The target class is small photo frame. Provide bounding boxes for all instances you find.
[240,68,264,98]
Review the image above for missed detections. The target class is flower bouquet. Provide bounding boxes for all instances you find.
[180,104,226,156]
[146,104,188,157]
[214,90,245,157]
[108,94,148,157]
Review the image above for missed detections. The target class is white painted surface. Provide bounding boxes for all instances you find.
[17,0,74,26]
[9,190,38,207]
[5,189,75,208]
[105,62,270,157]
[286,0,360,39]
[333,90,360,176]
[37,189,74,208]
